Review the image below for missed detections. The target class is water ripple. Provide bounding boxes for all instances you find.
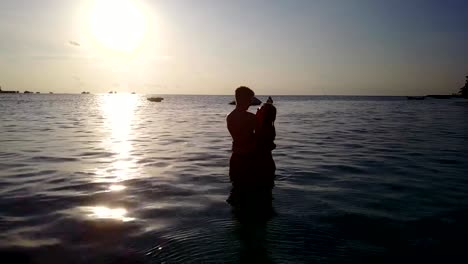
[0,94,467,262]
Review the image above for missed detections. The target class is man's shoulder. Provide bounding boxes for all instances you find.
[227,109,256,122]
[226,110,236,122]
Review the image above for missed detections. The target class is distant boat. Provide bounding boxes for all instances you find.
[49,92,54,94]
[24,91,32,94]
[81,91,90,94]
[407,96,425,100]
[131,92,136,94]
[147,97,164,102]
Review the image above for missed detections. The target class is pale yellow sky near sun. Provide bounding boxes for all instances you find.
[0,0,466,95]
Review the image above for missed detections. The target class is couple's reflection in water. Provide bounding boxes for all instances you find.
[229,185,276,264]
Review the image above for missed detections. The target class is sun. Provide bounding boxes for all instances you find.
[90,0,145,52]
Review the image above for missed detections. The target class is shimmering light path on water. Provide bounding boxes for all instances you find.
[1,94,468,263]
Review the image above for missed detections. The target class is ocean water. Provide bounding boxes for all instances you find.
[0,94,468,263]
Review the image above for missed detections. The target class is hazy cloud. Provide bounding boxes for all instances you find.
[68,41,80,47]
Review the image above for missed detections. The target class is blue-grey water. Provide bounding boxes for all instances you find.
[1,94,468,263]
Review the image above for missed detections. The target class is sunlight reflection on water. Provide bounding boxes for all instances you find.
[82,206,135,222]
[87,94,140,220]
[108,184,127,192]
[97,94,140,189]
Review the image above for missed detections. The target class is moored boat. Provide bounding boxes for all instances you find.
[147,97,164,102]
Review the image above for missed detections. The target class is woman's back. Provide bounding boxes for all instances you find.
[255,100,277,189]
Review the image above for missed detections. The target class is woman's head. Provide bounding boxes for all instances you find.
[262,103,276,124]
[257,102,276,126]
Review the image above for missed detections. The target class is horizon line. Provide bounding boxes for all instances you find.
[1,92,456,97]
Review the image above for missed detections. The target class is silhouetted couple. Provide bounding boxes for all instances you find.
[227,86,276,206]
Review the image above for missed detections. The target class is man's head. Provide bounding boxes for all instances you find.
[235,86,254,110]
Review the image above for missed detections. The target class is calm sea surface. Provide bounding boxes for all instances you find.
[1,94,468,263]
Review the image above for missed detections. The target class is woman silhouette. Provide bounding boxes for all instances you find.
[255,97,276,190]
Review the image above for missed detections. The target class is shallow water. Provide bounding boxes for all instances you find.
[1,94,468,263]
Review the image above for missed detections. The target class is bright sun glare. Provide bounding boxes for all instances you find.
[90,0,145,52]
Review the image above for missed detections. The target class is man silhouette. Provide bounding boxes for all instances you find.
[226,86,257,189]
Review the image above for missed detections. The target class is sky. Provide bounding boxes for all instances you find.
[0,0,467,95]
